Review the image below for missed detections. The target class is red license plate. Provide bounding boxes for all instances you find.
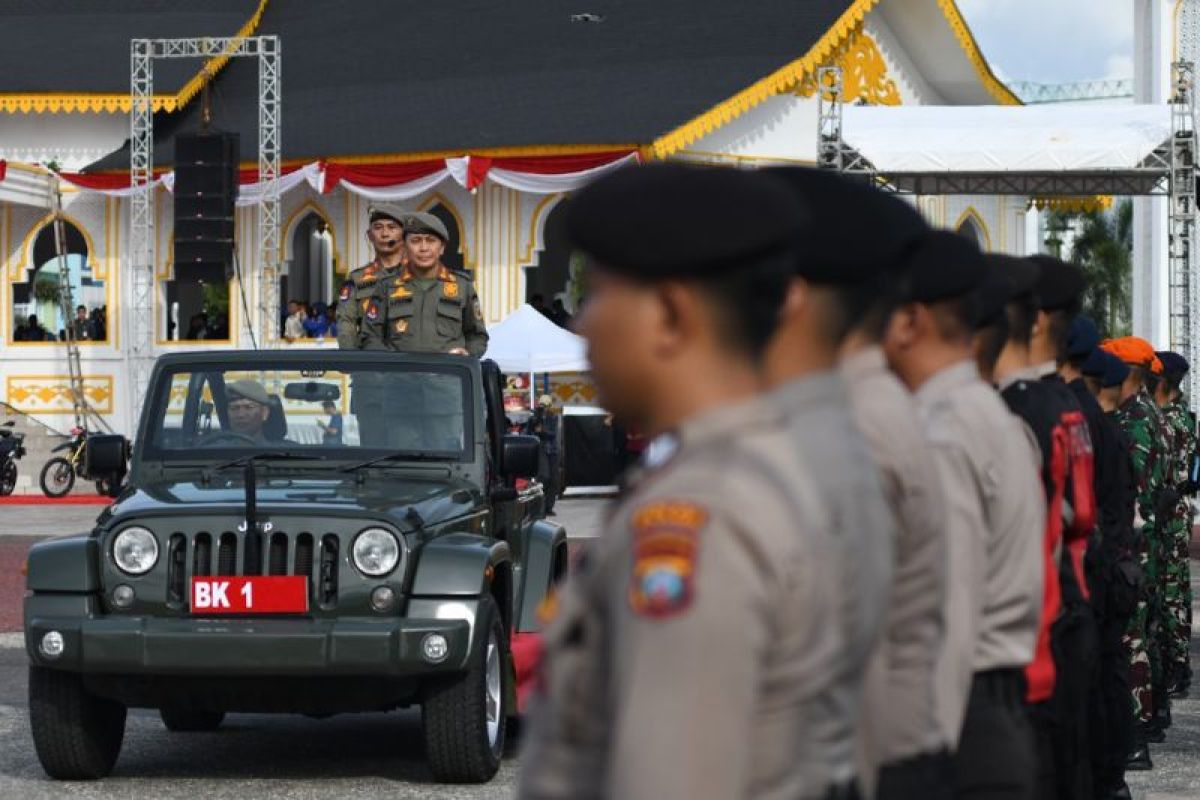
[190,576,309,614]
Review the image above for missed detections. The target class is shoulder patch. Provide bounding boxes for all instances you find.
[473,296,484,322]
[365,299,380,322]
[628,501,707,619]
[338,281,353,301]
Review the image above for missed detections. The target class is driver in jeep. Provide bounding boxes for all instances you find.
[226,380,273,442]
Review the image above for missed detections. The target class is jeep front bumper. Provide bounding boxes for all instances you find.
[25,594,476,676]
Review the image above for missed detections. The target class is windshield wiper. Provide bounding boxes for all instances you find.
[339,451,447,473]
[202,452,325,483]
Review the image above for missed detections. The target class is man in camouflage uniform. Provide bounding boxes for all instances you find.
[1154,351,1195,697]
[336,203,409,349]
[1101,337,1170,768]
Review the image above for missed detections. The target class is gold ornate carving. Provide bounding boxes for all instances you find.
[795,28,901,106]
[6,376,113,414]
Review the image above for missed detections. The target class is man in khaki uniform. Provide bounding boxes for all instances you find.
[759,168,899,799]
[336,203,409,349]
[883,231,1046,800]
[518,165,845,800]
[360,212,488,355]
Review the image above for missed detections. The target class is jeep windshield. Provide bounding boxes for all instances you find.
[142,361,472,464]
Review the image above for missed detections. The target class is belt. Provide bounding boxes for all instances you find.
[822,780,861,800]
[971,667,1026,707]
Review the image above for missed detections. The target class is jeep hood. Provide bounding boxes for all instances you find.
[96,476,480,532]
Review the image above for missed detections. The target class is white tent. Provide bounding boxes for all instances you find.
[841,104,1170,173]
[483,303,588,373]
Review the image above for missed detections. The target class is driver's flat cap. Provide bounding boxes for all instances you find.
[565,163,802,278]
[227,380,270,406]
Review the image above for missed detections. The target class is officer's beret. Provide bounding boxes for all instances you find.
[1065,315,1101,359]
[1028,255,1086,312]
[405,211,450,242]
[1101,336,1156,368]
[1156,350,1190,377]
[900,230,987,303]
[226,379,271,406]
[368,203,409,227]
[761,167,928,284]
[565,164,802,278]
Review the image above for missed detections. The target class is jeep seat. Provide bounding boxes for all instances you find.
[264,395,287,441]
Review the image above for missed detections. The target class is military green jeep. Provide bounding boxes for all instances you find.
[24,351,568,783]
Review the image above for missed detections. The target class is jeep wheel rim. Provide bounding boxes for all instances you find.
[485,631,501,751]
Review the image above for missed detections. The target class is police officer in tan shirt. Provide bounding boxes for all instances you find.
[518,165,845,800]
[882,231,1046,800]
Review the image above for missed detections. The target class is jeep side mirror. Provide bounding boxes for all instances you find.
[85,434,128,480]
[502,434,541,479]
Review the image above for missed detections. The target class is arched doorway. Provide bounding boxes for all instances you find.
[279,211,335,338]
[13,220,106,342]
[424,201,465,273]
[523,200,575,326]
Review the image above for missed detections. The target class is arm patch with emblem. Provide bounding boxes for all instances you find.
[628,501,707,619]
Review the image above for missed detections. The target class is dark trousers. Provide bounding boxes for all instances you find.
[953,669,1036,800]
[878,749,953,800]
[1091,625,1133,795]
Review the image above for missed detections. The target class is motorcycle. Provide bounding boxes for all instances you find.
[0,420,27,496]
[41,426,122,498]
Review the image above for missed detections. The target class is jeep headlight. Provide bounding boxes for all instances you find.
[352,527,400,577]
[112,527,159,575]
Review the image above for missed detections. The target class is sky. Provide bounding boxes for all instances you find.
[957,0,1134,85]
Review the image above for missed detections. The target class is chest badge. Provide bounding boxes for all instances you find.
[443,281,460,299]
[393,319,409,335]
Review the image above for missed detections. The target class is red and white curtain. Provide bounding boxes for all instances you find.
[49,150,638,203]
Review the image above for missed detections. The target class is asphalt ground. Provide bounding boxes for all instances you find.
[0,499,1197,798]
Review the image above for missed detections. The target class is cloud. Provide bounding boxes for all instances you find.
[956,0,1133,83]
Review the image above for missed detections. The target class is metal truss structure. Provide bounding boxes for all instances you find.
[817,63,1199,401]
[130,36,280,423]
[1009,78,1133,105]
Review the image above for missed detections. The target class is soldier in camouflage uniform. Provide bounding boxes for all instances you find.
[336,203,409,350]
[1101,337,1167,761]
[1155,351,1195,696]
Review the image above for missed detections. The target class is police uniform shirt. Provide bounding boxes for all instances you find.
[767,369,895,791]
[915,359,1045,746]
[360,264,488,355]
[518,396,844,800]
[840,345,948,763]
[335,261,395,349]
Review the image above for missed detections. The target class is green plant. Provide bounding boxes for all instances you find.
[32,280,61,305]
[1047,200,1132,338]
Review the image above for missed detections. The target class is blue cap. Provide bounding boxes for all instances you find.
[1155,350,1189,377]
[1066,315,1100,359]
[1101,351,1130,388]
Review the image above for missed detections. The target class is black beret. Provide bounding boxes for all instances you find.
[900,230,987,303]
[973,253,1040,329]
[1156,350,1190,377]
[1101,351,1130,388]
[1066,315,1100,359]
[1028,254,1086,311]
[761,167,928,284]
[565,164,803,278]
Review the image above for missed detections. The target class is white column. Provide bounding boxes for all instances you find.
[1133,0,1172,345]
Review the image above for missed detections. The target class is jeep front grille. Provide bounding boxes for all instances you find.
[164,529,341,610]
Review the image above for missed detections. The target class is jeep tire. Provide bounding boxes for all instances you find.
[29,666,126,779]
[422,594,509,783]
[160,707,225,732]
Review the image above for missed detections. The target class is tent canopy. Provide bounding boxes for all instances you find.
[483,304,588,374]
[840,104,1173,196]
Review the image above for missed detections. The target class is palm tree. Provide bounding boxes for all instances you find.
[1048,200,1132,338]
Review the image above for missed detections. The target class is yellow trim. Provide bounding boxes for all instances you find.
[417,193,475,269]
[1031,196,1114,214]
[954,206,992,251]
[0,0,269,115]
[673,150,818,166]
[520,193,567,266]
[6,375,114,414]
[11,211,102,279]
[650,0,884,159]
[651,0,1020,159]
[934,0,1022,105]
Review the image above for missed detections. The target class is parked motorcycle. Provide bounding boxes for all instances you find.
[0,420,27,496]
[41,426,121,498]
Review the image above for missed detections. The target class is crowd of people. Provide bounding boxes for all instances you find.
[510,164,1194,800]
[13,304,107,342]
[282,299,339,341]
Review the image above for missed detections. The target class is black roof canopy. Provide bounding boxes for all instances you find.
[89,0,853,169]
[0,0,262,98]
